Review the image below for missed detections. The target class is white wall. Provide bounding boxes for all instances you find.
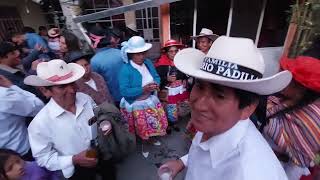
[0,0,47,30]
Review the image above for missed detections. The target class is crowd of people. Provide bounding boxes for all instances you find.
[0,23,319,180]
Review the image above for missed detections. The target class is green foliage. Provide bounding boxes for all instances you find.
[288,0,320,58]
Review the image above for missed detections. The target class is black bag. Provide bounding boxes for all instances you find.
[94,102,136,162]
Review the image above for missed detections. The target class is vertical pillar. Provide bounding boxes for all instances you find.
[160,3,170,45]
[122,0,137,28]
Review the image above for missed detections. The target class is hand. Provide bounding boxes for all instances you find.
[99,120,112,136]
[31,59,42,70]
[72,150,98,168]
[34,44,48,53]
[167,75,176,83]
[143,83,159,93]
[0,75,13,88]
[159,160,185,178]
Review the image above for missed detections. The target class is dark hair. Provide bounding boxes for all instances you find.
[61,31,81,52]
[38,26,47,32]
[9,31,24,41]
[234,88,260,109]
[22,26,36,33]
[0,149,21,180]
[0,42,17,58]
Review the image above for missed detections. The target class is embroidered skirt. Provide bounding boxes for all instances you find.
[166,85,189,122]
[120,95,168,140]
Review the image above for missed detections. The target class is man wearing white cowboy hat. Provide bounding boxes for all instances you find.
[25,59,115,179]
[159,36,292,180]
[191,28,219,54]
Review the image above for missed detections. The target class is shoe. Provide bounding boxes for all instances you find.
[142,151,149,158]
[166,127,172,134]
[153,140,161,146]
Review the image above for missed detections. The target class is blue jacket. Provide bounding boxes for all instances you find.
[91,47,124,102]
[119,59,160,104]
[25,33,48,49]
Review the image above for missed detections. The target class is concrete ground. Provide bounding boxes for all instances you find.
[115,116,191,180]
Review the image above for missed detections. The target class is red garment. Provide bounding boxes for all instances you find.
[280,56,320,93]
[154,54,174,67]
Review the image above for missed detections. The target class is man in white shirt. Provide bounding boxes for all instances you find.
[25,60,114,179]
[191,28,218,54]
[0,75,44,160]
[160,36,292,180]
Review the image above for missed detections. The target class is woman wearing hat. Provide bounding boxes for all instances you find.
[69,51,114,105]
[263,56,320,180]
[155,40,189,133]
[119,36,168,156]
[47,28,62,58]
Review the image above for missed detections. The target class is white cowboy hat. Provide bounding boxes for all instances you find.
[122,36,152,54]
[174,36,292,95]
[24,59,85,86]
[191,28,219,41]
[48,28,60,38]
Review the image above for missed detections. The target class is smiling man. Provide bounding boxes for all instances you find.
[160,36,292,180]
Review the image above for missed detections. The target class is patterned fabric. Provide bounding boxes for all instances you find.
[264,96,320,167]
[166,104,178,122]
[120,95,168,140]
[76,72,114,105]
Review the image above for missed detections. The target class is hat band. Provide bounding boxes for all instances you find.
[46,72,74,82]
[200,57,262,80]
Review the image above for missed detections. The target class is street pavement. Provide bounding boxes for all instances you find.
[115,116,191,180]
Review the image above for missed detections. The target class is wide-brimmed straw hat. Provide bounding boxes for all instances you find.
[48,28,60,38]
[174,36,292,95]
[24,59,85,86]
[162,39,184,50]
[191,28,219,41]
[122,36,152,54]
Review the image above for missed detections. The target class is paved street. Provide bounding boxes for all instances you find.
[116,116,191,180]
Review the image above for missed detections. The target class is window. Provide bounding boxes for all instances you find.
[0,6,24,41]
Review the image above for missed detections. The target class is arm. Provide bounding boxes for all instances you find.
[145,59,161,85]
[21,49,40,71]
[28,122,75,178]
[0,85,44,116]
[118,66,143,100]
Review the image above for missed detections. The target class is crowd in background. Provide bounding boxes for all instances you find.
[0,23,319,180]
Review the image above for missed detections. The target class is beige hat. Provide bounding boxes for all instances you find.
[174,36,292,95]
[24,59,85,86]
[191,28,219,41]
[48,28,60,38]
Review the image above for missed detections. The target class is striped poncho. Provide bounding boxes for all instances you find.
[264,96,320,167]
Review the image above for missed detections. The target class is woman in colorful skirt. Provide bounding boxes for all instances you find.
[119,36,168,157]
[263,55,320,180]
[154,40,190,134]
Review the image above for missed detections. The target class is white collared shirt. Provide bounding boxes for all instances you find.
[130,61,154,87]
[28,93,98,178]
[0,85,44,155]
[181,119,288,180]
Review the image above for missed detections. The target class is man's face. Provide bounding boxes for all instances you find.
[0,50,21,67]
[189,80,247,136]
[196,37,212,53]
[110,36,120,48]
[11,35,25,46]
[42,83,77,109]
[4,155,25,180]
[75,59,91,79]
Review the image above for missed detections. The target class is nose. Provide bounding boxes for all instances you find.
[66,83,77,93]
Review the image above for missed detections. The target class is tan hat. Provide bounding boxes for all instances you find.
[191,28,219,41]
[174,36,292,95]
[24,59,85,86]
[48,28,60,38]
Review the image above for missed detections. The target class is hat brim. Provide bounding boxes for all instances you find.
[191,34,219,41]
[126,43,152,53]
[174,48,292,95]
[162,44,184,49]
[24,63,85,87]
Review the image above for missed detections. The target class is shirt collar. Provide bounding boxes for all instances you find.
[47,93,89,119]
[0,64,20,74]
[195,119,250,168]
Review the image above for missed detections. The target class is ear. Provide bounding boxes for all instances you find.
[239,101,259,120]
[38,87,52,99]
